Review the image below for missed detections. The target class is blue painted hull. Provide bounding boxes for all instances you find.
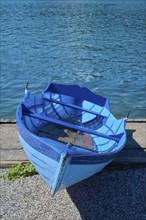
[16,83,126,196]
[18,133,115,196]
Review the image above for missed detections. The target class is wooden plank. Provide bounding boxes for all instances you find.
[1,149,146,168]
[113,148,146,164]
[0,124,22,150]
[1,149,28,161]
[125,122,146,149]
[0,122,146,167]
[58,129,94,150]
[0,160,29,168]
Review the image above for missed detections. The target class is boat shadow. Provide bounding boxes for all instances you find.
[66,129,146,220]
[125,128,142,149]
[114,128,145,164]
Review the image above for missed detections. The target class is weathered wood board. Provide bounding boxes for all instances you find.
[0,120,146,167]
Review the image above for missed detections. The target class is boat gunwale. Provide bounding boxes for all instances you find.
[17,102,126,158]
[44,83,109,108]
[16,84,127,163]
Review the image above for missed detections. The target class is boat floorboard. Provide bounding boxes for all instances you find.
[0,120,146,168]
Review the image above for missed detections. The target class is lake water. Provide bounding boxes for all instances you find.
[1,0,146,119]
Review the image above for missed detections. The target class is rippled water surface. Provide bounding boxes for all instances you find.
[1,0,146,119]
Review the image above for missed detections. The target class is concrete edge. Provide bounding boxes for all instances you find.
[1,160,146,169]
[0,119,16,124]
[0,119,146,124]
[126,119,146,123]
[0,160,29,168]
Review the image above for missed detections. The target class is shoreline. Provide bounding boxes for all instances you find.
[0,120,146,168]
[0,118,146,124]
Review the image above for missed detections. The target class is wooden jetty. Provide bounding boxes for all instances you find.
[0,120,146,168]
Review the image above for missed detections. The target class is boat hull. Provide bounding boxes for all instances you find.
[55,159,112,194]
[18,134,66,196]
[16,83,127,196]
[18,132,121,196]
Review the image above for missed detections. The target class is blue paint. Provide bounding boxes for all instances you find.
[57,159,112,193]
[44,97,107,118]
[16,83,127,196]
[19,135,57,188]
[44,83,107,107]
[22,103,124,142]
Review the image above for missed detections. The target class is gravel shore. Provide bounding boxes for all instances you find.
[1,165,146,220]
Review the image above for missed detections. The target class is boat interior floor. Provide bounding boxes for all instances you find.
[37,118,94,150]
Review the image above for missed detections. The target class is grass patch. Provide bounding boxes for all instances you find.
[1,163,38,181]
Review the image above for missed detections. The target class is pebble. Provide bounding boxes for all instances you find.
[0,166,146,220]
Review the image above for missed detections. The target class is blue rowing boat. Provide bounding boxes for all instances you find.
[16,83,127,196]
